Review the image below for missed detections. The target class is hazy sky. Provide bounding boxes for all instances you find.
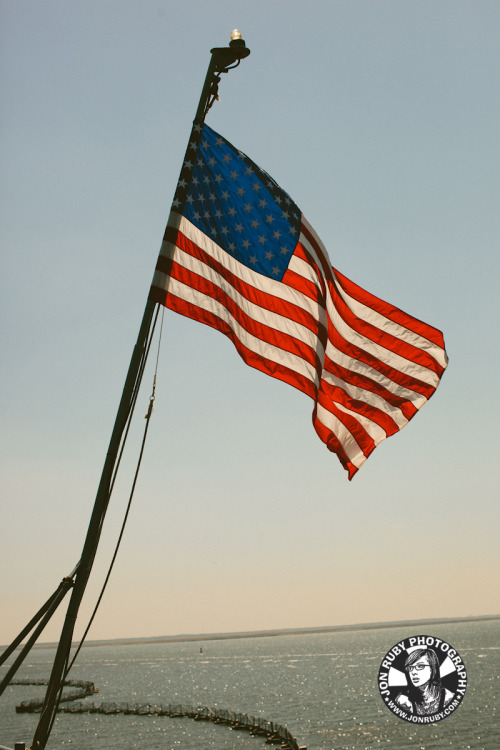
[1,0,499,647]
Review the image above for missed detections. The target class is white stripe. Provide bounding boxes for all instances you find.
[164,274,321,385]
[155,216,430,408]
[300,214,332,267]
[323,338,428,408]
[321,370,409,430]
[300,213,441,367]
[330,400,388,444]
[299,230,440,388]
[334,281,448,369]
[314,403,366,469]
[157,243,325,358]
[160,214,327,325]
[155,251,426,412]
[282,235,431,402]
[329,299,440,387]
[152,210,446,475]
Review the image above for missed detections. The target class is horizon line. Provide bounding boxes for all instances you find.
[12,613,499,651]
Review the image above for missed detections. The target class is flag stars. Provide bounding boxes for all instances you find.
[182,124,302,280]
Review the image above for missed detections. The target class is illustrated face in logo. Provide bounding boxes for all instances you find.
[406,655,432,688]
[404,647,440,694]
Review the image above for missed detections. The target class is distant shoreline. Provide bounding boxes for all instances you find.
[18,614,499,650]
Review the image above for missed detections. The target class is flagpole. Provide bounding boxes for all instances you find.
[29,31,250,750]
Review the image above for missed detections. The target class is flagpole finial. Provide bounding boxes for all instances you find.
[194,33,250,121]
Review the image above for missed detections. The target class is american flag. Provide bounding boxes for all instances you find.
[149,123,448,479]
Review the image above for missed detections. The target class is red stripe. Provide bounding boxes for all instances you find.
[323,353,418,421]
[286,234,435,405]
[316,387,376,457]
[288,240,328,299]
[151,284,319,402]
[330,277,445,378]
[313,415,355,479]
[149,213,447,480]
[299,225,440,384]
[319,376,400,437]
[158,227,324,338]
[334,268,446,349]
[300,222,335,284]
[312,401,363,481]
[281,265,323,305]
[327,321,436,401]
[167,260,324,372]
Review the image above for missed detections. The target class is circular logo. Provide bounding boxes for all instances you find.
[378,635,467,723]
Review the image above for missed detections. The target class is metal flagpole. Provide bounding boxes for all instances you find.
[28,31,250,750]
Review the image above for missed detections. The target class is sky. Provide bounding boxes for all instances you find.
[1,0,499,648]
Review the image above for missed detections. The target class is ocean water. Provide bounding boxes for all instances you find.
[1,619,498,749]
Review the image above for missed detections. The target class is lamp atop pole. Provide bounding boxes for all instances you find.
[195,29,251,121]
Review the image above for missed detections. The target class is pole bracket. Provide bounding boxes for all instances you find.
[200,31,251,118]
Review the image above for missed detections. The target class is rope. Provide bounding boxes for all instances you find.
[64,307,165,678]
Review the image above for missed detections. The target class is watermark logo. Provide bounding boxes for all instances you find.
[378,635,467,723]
